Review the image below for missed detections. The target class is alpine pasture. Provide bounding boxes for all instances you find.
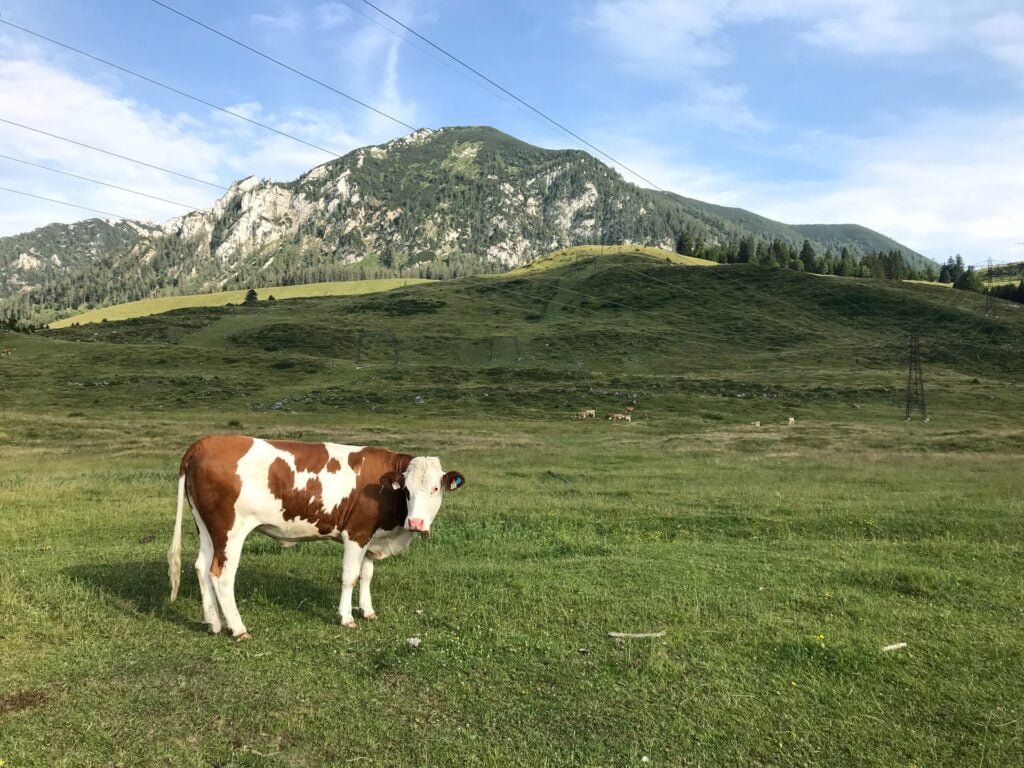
[2,253,1023,766]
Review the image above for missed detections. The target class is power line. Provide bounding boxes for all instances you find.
[148,0,417,132]
[333,0,585,141]
[0,19,342,159]
[0,185,133,220]
[355,0,664,191]
[0,116,228,191]
[0,153,203,209]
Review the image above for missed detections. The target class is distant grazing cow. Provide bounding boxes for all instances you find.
[0,348,9,357]
[788,416,796,427]
[608,413,631,422]
[575,409,597,419]
[168,435,466,639]
[624,405,636,414]
[751,421,761,427]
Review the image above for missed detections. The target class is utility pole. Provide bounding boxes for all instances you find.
[986,257,995,316]
[354,330,365,366]
[905,333,927,421]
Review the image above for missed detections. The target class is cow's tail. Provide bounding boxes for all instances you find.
[168,472,186,602]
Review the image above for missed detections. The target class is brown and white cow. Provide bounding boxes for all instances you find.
[168,435,465,639]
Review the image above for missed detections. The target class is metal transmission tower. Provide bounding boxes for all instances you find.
[905,333,927,421]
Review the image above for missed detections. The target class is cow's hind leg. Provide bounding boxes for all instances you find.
[192,512,223,634]
[359,557,376,620]
[338,537,368,628]
[210,523,256,640]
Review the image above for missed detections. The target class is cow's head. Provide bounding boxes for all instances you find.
[381,456,465,537]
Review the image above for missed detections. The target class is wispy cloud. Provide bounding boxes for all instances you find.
[251,6,304,34]
[583,1,1014,68]
[973,12,1024,76]
[316,3,353,31]
[0,46,385,235]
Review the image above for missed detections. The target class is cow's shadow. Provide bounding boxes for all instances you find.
[64,555,336,635]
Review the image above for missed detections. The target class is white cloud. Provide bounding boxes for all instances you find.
[734,114,1024,264]
[0,46,402,236]
[674,83,769,133]
[973,13,1024,75]
[251,7,304,34]
[584,0,727,75]
[563,106,1024,266]
[316,3,353,30]
[584,1,1022,69]
[325,4,420,132]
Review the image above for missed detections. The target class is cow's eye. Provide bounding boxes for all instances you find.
[432,487,439,493]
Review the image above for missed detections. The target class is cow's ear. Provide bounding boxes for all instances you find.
[442,471,465,492]
[380,471,405,490]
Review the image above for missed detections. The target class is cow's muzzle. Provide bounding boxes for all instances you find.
[407,518,430,537]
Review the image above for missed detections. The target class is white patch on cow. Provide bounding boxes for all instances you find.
[323,443,359,511]
[368,527,416,560]
[235,439,361,542]
[403,456,446,533]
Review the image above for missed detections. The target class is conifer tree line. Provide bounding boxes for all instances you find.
[677,234,937,281]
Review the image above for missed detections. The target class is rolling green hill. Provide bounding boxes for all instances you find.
[509,244,717,273]
[20,252,1021,418]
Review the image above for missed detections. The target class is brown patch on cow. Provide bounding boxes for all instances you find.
[181,435,253,577]
[267,457,337,536]
[334,447,414,546]
[267,439,330,473]
[326,457,342,473]
[0,688,48,713]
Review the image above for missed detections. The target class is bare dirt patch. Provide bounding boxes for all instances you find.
[0,688,49,713]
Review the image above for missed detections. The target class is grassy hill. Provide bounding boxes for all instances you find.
[3,255,1023,766]
[47,278,432,328]
[510,244,717,274]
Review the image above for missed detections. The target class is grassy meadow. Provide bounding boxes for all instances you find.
[47,278,432,329]
[1,253,1023,766]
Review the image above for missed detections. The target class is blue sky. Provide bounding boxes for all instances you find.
[1,0,1022,265]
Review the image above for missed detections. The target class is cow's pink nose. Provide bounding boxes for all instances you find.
[407,518,427,531]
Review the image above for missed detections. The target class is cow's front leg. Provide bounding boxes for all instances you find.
[360,557,377,620]
[338,537,367,628]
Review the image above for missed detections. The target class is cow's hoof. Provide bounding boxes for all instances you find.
[341,619,357,629]
[363,611,378,621]
[233,631,251,642]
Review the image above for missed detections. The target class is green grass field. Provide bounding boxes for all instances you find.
[48,278,432,329]
[2,253,1023,766]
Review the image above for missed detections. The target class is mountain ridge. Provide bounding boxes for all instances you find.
[1,125,931,322]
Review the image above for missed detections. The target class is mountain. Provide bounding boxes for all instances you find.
[0,125,931,321]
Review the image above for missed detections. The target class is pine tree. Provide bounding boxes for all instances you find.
[799,239,819,273]
[953,266,984,292]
